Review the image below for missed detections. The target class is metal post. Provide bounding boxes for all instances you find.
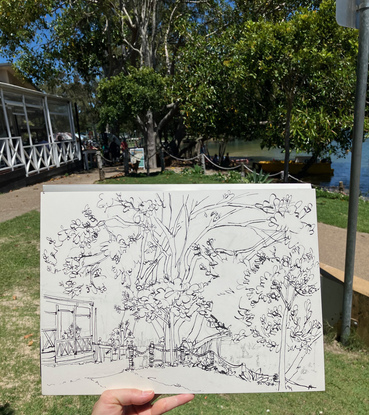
[96,152,105,181]
[160,148,165,172]
[341,0,369,344]
[74,102,84,164]
[124,148,129,175]
[201,153,206,174]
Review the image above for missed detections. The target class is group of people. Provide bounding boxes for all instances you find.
[211,152,232,168]
[107,139,129,163]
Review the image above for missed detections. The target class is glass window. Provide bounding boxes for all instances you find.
[50,114,72,140]
[26,106,48,144]
[3,91,23,103]
[0,99,7,138]
[48,101,73,140]
[5,103,30,145]
[48,100,69,115]
[25,96,43,107]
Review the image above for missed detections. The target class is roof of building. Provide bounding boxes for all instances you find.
[0,63,38,91]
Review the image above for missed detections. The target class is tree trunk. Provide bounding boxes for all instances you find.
[218,139,227,164]
[296,153,318,178]
[168,312,176,366]
[278,306,288,391]
[146,110,157,170]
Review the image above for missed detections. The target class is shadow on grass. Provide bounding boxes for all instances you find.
[0,403,15,415]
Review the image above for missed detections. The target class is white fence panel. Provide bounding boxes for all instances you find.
[1,137,81,177]
[0,137,24,172]
[54,141,80,167]
[23,143,55,175]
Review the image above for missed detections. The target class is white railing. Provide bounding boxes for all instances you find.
[53,140,81,167]
[23,142,54,175]
[0,137,81,176]
[0,137,24,172]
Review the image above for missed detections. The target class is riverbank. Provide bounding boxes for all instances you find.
[208,138,369,195]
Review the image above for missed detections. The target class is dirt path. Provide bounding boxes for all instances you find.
[0,169,109,222]
[318,222,369,282]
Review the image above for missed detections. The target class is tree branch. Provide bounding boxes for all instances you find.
[157,101,179,133]
[164,2,181,75]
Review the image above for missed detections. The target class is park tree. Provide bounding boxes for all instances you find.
[169,0,358,167]
[97,67,172,169]
[172,30,253,160]
[232,0,321,22]
[0,0,230,169]
[229,0,359,180]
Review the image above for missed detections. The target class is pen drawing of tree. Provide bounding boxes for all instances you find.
[42,187,323,392]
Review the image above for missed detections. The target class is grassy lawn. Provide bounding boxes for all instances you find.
[315,189,369,233]
[1,172,369,414]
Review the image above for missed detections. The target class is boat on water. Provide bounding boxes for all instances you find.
[254,157,334,176]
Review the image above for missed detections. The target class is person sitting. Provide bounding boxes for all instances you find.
[109,140,120,163]
[212,154,219,166]
[223,153,231,168]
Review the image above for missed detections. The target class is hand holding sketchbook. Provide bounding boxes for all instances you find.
[91,389,194,415]
[40,184,325,395]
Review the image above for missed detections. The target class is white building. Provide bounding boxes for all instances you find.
[0,65,82,191]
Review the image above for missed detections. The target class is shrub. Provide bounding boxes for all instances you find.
[244,169,272,184]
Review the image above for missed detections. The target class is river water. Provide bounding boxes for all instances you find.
[207,139,369,195]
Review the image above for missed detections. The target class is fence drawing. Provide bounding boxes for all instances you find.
[41,295,95,364]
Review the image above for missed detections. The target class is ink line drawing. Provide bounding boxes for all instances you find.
[40,186,325,394]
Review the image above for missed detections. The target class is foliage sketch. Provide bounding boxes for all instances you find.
[40,185,325,394]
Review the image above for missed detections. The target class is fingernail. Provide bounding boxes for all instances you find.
[141,390,154,398]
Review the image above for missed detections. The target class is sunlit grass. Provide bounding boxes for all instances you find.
[315,188,369,233]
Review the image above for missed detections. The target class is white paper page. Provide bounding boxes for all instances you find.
[43,182,312,193]
[40,184,325,395]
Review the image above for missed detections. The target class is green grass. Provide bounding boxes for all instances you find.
[1,175,369,414]
[315,189,369,233]
[169,346,369,414]
[101,169,224,185]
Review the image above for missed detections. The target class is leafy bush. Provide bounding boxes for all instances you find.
[315,188,349,200]
[228,170,243,183]
[214,169,271,184]
[181,164,204,176]
[161,169,176,176]
[215,170,242,183]
[244,169,272,184]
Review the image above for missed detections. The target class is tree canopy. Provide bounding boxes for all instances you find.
[169,0,359,169]
[0,0,230,168]
[231,0,358,179]
[0,0,361,165]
